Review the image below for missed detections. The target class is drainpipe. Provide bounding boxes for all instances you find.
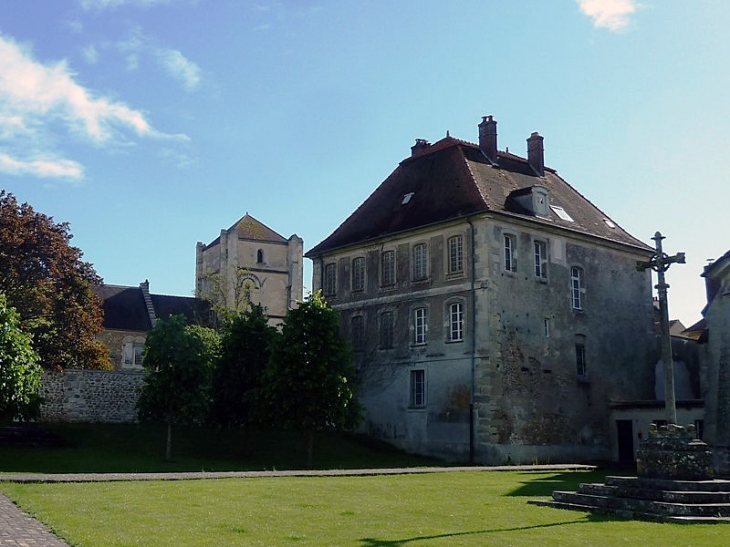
[467,217,477,464]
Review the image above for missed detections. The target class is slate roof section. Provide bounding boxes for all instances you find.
[96,284,208,332]
[307,136,652,256]
[204,214,288,248]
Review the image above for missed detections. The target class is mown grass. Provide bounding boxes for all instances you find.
[2,470,728,547]
[0,423,441,473]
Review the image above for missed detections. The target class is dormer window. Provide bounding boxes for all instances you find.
[402,192,415,205]
[532,186,549,217]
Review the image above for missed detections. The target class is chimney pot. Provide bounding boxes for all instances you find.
[478,115,498,163]
[527,131,545,176]
[411,138,430,156]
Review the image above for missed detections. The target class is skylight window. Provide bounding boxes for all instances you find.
[402,192,415,205]
[550,205,574,222]
[604,218,616,229]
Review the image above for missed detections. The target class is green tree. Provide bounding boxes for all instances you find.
[137,315,220,460]
[262,291,361,466]
[0,191,109,371]
[212,303,277,427]
[0,293,42,423]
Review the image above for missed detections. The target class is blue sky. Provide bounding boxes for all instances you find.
[1,0,727,327]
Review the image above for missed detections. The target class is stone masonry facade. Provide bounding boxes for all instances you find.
[40,370,145,423]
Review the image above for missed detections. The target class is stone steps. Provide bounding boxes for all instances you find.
[529,475,730,523]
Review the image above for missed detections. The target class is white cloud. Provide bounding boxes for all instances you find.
[154,48,201,91]
[577,0,639,31]
[0,153,84,179]
[0,34,182,180]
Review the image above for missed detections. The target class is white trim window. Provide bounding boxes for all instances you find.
[324,263,337,296]
[352,257,365,292]
[448,302,464,342]
[534,240,547,279]
[504,234,516,272]
[414,307,428,345]
[448,235,464,274]
[381,250,395,287]
[413,243,428,280]
[123,340,144,367]
[410,369,426,408]
[571,266,585,310]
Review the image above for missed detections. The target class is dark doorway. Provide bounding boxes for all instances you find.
[616,420,634,465]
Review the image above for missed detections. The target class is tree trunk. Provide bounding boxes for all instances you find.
[305,430,314,468]
[165,421,173,461]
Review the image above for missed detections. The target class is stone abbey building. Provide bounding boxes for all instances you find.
[306,115,657,464]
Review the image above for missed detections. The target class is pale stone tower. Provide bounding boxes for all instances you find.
[196,214,303,324]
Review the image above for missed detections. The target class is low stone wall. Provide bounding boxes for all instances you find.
[40,369,146,423]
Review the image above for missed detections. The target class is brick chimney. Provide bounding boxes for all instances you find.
[527,132,544,176]
[478,115,498,163]
[411,138,430,156]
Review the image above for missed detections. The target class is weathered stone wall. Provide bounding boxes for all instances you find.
[40,369,145,423]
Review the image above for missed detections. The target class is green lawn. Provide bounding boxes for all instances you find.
[1,470,727,546]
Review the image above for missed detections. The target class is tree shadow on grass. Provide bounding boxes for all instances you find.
[506,470,611,497]
[359,516,603,546]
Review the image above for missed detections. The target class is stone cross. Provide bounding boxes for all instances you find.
[636,232,685,424]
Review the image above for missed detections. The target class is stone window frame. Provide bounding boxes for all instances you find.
[533,238,548,280]
[445,298,465,343]
[121,336,145,369]
[575,334,587,378]
[412,306,428,346]
[412,242,429,281]
[323,262,337,296]
[571,265,585,310]
[352,256,366,293]
[409,369,426,409]
[379,310,395,350]
[504,232,517,273]
[380,249,396,288]
[447,234,464,276]
[350,314,365,352]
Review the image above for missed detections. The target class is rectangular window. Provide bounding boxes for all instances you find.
[534,240,547,279]
[449,302,464,342]
[352,257,365,292]
[504,234,516,272]
[448,236,464,274]
[571,266,584,310]
[379,312,394,350]
[123,342,144,367]
[410,369,426,408]
[351,315,365,351]
[544,318,550,338]
[414,307,428,345]
[413,243,428,280]
[324,263,337,295]
[381,250,395,287]
[576,342,587,377]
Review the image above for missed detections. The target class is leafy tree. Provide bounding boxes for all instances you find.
[212,303,277,427]
[0,293,42,423]
[137,315,220,460]
[262,291,361,466]
[0,191,109,371]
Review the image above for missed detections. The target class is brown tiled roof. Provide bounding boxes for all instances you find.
[203,214,288,248]
[307,137,651,256]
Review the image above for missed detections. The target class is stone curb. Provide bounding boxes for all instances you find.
[0,464,595,483]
